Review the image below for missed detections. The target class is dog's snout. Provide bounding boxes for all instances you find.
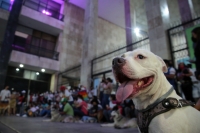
[112,57,125,66]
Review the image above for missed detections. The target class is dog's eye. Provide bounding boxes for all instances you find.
[121,54,125,58]
[137,54,145,59]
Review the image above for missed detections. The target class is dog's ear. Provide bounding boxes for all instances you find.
[156,56,167,73]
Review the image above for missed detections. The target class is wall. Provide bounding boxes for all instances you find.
[167,0,181,24]
[60,3,84,72]
[16,25,33,35]
[192,0,200,15]
[59,3,126,75]
[0,8,9,43]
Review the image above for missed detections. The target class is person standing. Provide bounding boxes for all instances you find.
[191,27,200,80]
[98,78,106,104]
[164,60,180,95]
[0,86,11,103]
[177,63,194,102]
[102,78,113,109]
[10,91,18,115]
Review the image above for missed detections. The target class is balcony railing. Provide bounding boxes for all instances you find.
[23,0,64,21]
[0,1,12,11]
[12,43,59,61]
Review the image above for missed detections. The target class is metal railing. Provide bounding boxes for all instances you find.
[167,16,200,68]
[12,43,59,60]
[0,1,11,11]
[23,0,64,21]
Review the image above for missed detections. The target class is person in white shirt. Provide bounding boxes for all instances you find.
[187,64,200,102]
[47,92,54,104]
[65,86,73,105]
[32,94,38,103]
[0,86,11,103]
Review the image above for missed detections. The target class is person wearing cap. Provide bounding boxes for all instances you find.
[60,98,74,117]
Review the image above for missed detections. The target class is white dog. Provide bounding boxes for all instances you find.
[101,110,137,129]
[112,49,200,133]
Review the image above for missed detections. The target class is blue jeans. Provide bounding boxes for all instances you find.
[40,109,51,117]
[82,116,97,122]
[74,108,85,118]
[103,110,112,122]
[102,94,110,109]
[99,91,104,104]
[19,104,26,116]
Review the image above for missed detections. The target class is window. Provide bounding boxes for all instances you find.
[12,29,58,60]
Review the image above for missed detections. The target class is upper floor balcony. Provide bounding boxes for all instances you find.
[0,0,65,35]
[23,0,64,22]
[12,33,59,60]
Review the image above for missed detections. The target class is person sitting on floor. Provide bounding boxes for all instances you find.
[28,103,39,117]
[73,95,88,119]
[82,98,101,123]
[103,94,117,122]
[60,98,74,122]
[39,102,51,118]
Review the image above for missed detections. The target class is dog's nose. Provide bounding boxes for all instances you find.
[112,57,125,66]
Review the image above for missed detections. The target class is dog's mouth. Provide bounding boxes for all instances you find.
[116,74,154,102]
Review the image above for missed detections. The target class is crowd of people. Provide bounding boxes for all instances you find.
[1,44,200,122]
[164,60,200,103]
[0,78,136,124]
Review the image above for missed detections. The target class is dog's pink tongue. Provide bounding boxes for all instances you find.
[116,80,138,102]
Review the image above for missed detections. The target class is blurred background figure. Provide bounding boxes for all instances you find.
[177,63,194,102]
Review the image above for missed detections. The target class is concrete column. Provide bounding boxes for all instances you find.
[144,0,170,59]
[124,0,133,51]
[177,0,193,23]
[80,0,98,89]
[50,73,57,92]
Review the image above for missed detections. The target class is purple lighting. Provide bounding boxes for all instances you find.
[42,10,52,15]
[10,0,14,10]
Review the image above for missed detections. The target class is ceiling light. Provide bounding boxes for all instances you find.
[16,68,19,71]
[134,28,140,34]
[162,6,169,17]
[36,72,39,75]
[134,28,141,37]
[19,64,24,68]
[41,69,45,72]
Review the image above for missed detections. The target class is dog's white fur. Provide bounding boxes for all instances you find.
[43,108,80,123]
[101,110,137,129]
[114,49,200,133]
[43,108,64,122]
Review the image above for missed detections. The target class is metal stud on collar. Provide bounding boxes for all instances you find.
[165,102,169,106]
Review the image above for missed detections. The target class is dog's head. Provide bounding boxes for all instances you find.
[112,49,167,102]
[110,110,120,119]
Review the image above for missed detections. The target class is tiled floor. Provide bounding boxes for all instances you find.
[0,116,139,133]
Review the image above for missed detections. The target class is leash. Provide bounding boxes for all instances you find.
[137,87,174,113]
[136,88,195,133]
